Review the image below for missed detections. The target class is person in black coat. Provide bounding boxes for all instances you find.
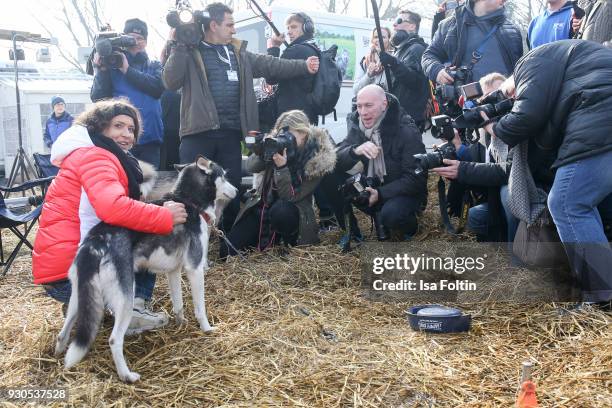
[378,10,431,131]
[327,85,427,242]
[484,39,612,304]
[267,12,319,125]
[421,0,523,85]
[432,72,518,243]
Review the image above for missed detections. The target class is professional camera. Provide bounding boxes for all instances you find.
[414,115,459,174]
[414,142,457,175]
[453,88,514,129]
[342,173,381,209]
[166,0,210,46]
[434,66,471,117]
[93,26,137,70]
[245,128,297,164]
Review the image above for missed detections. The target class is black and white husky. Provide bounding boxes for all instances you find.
[54,156,237,383]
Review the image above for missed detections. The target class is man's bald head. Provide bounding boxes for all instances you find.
[356,85,388,129]
[358,84,387,102]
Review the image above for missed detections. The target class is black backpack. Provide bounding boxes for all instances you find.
[305,43,342,118]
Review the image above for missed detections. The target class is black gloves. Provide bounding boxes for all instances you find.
[379,51,398,68]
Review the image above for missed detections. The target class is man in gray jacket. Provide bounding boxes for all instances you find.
[163,2,319,231]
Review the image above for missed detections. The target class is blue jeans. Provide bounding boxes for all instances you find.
[467,203,489,237]
[468,186,519,243]
[548,150,612,302]
[44,272,157,304]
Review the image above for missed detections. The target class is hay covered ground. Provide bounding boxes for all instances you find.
[0,180,611,407]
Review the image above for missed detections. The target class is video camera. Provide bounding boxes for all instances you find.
[434,66,471,117]
[166,0,210,46]
[92,25,137,71]
[341,173,381,209]
[245,128,298,164]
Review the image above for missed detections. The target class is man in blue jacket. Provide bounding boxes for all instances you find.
[528,0,582,48]
[43,96,73,148]
[91,18,164,169]
[422,0,523,86]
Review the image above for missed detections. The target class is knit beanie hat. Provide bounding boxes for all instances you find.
[123,18,148,40]
[51,96,65,108]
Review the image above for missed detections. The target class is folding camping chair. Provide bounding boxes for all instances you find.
[0,176,54,276]
[32,152,59,178]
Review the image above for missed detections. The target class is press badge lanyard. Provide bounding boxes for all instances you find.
[202,42,238,81]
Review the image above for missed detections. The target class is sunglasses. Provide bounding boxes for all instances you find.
[394,17,415,25]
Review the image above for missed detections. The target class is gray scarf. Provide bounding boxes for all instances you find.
[507,141,547,225]
[359,111,387,182]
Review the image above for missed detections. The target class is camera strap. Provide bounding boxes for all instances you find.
[437,177,470,235]
[467,25,499,72]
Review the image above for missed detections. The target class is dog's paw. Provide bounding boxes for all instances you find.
[200,322,216,332]
[119,371,141,383]
[54,341,67,357]
[175,314,188,326]
[54,335,69,356]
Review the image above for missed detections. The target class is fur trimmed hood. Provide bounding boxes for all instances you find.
[302,127,337,179]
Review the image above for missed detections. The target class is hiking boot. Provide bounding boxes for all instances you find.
[126,297,169,335]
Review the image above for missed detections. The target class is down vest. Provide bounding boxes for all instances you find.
[163,38,311,138]
[493,40,612,169]
[32,125,174,285]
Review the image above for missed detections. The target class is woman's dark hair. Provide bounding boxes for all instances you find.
[74,99,142,141]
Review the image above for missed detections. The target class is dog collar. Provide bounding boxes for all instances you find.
[201,211,212,225]
[178,198,214,226]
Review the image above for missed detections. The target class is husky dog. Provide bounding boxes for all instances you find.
[54,156,237,383]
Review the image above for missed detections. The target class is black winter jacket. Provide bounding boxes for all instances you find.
[336,94,427,203]
[421,2,523,83]
[390,33,430,124]
[267,35,319,124]
[456,142,508,241]
[494,40,612,169]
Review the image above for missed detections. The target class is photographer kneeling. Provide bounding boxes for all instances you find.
[431,73,519,243]
[221,110,336,257]
[333,85,427,242]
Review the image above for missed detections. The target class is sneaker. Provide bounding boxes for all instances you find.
[126,297,169,335]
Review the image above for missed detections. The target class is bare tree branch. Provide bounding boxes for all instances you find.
[60,1,83,47]
[30,12,85,73]
[69,0,95,43]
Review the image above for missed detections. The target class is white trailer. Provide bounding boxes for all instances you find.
[0,62,92,176]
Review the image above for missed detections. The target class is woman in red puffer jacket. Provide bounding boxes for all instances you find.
[33,99,187,331]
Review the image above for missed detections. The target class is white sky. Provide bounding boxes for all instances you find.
[1,0,437,68]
